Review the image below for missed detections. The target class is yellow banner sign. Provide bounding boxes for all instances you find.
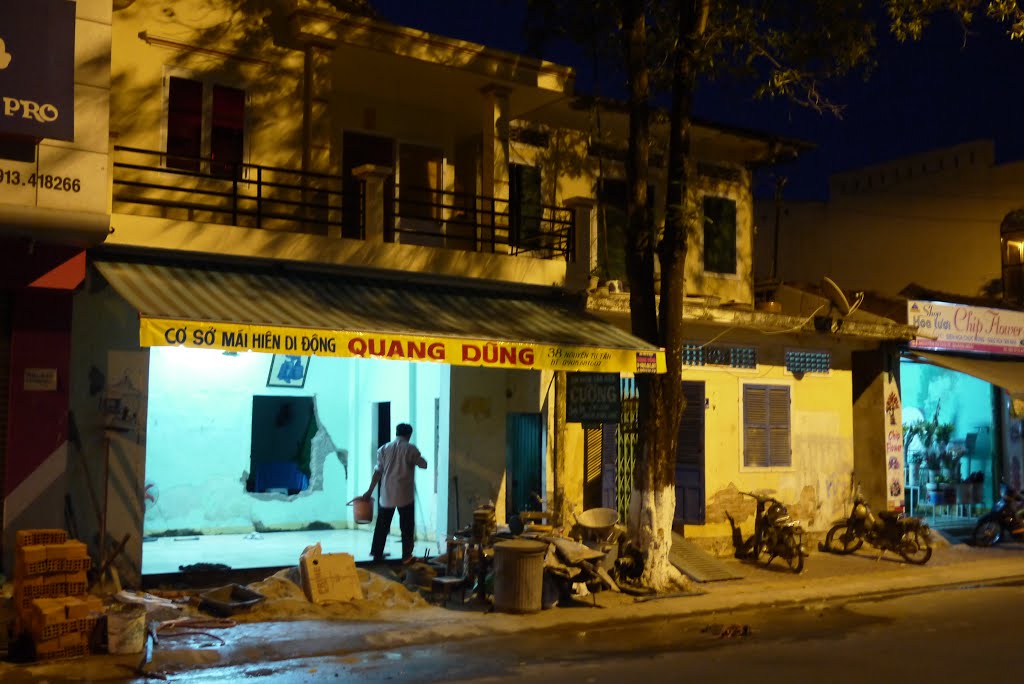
[139,318,665,374]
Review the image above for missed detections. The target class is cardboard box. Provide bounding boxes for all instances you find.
[298,543,363,605]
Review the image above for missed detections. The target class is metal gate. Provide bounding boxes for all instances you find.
[615,377,639,520]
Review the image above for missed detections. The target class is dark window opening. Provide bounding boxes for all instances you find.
[167,77,203,171]
[211,84,245,177]
[702,196,737,274]
[597,178,655,282]
[247,396,315,495]
[509,163,542,252]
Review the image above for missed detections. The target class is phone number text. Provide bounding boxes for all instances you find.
[0,170,81,193]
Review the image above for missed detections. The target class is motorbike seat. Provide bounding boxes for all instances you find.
[877,510,901,522]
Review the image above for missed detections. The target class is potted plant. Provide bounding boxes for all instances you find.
[935,422,955,452]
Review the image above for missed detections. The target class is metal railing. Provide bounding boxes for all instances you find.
[112,147,575,261]
[391,185,574,261]
[112,147,364,237]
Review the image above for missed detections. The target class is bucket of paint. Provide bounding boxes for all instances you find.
[107,604,147,654]
[348,496,374,524]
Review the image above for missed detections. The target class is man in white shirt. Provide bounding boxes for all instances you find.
[363,423,427,563]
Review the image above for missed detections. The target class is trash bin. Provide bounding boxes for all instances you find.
[493,539,547,614]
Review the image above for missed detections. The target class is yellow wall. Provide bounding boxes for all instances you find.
[683,335,858,545]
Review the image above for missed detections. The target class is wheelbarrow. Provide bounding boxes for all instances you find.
[573,507,620,543]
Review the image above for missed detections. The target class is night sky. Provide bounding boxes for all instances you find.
[371,1,1024,201]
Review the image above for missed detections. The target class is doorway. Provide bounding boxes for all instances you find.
[675,381,706,525]
[506,413,543,521]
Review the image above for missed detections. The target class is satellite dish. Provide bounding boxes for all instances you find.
[822,276,851,316]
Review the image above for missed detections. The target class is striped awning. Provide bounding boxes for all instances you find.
[94,259,665,374]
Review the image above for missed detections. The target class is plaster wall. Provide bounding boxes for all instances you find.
[687,341,857,545]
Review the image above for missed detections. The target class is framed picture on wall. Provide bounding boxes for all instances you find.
[267,354,310,388]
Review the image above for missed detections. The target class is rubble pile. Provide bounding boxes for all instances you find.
[238,565,426,622]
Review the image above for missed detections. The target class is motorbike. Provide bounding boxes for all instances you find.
[821,485,932,564]
[737,491,808,573]
[972,482,1024,546]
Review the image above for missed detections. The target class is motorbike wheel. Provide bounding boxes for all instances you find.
[782,532,804,573]
[973,518,1002,547]
[823,523,862,554]
[898,529,932,565]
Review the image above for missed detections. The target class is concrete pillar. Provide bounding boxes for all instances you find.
[352,164,393,244]
[480,85,511,251]
[564,196,596,291]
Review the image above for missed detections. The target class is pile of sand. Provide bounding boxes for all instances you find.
[234,566,427,622]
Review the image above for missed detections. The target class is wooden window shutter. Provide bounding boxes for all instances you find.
[743,384,792,467]
[768,386,792,467]
[743,385,770,467]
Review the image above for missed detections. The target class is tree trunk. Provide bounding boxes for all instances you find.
[621,0,708,591]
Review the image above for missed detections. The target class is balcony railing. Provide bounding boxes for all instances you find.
[112,147,575,261]
[392,185,575,261]
[113,147,362,237]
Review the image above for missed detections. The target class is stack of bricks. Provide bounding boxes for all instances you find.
[12,529,104,661]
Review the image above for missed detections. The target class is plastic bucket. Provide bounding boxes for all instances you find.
[107,604,146,654]
[348,496,374,524]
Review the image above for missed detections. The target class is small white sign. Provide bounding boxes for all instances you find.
[24,367,57,391]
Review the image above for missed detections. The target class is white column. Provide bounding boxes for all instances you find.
[564,196,596,291]
[481,85,511,252]
[352,164,393,244]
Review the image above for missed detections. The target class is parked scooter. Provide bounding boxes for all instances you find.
[735,491,807,573]
[821,484,932,564]
[972,482,1024,546]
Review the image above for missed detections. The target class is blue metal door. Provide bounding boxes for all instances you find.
[506,413,543,520]
[675,381,706,524]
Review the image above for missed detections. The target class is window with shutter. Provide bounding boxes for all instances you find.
[166,77,246,177]
[702,196,737,274]
[743,384,792,467]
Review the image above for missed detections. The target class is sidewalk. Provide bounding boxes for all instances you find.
[5,536,1024,680]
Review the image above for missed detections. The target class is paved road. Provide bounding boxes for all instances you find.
[112,578,1022,683]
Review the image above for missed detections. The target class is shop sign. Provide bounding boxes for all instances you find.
[0,0,76,141]
[23,368,57,391]
[908,300,1024,356]
[884,374,905,512]
[566,373,621,423]
[139,318,667,374]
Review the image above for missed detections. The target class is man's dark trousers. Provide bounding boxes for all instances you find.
[370,502,415,561]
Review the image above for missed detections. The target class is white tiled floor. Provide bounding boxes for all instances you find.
[141,528,443,575]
